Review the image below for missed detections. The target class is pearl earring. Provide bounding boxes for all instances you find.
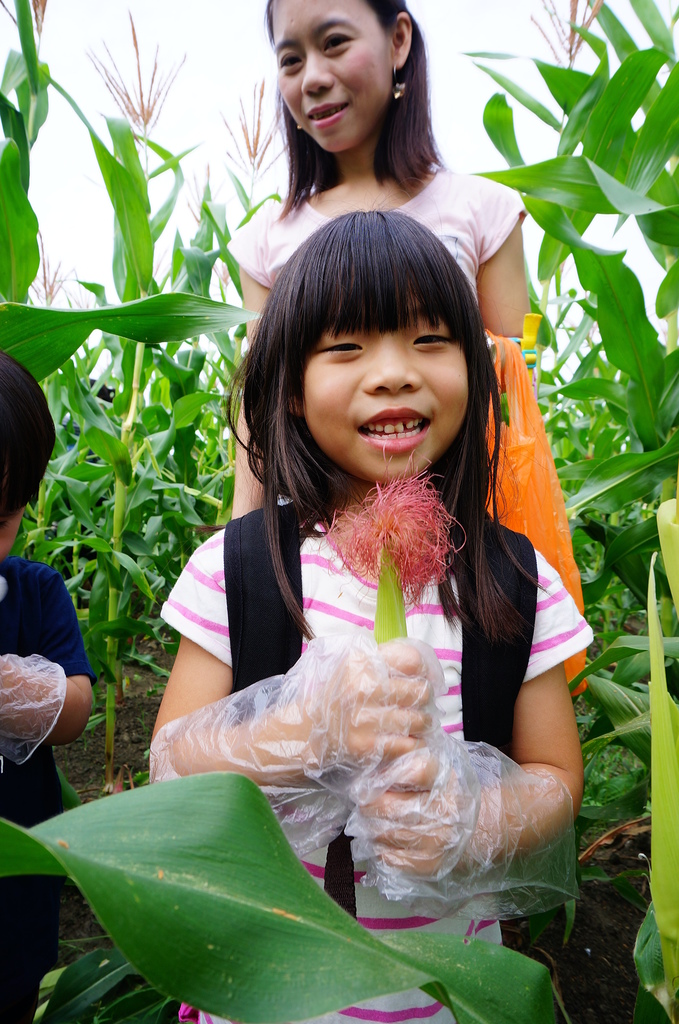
[392,66,406,100]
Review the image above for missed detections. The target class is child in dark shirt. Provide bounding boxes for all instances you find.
[0,351,95,1024]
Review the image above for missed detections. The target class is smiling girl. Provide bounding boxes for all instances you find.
[152,212,591,1024]
[228,0,530,517]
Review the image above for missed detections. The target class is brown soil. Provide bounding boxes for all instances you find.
[53,659,650,1023]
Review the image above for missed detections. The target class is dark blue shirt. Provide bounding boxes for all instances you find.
[0,557,95,1006]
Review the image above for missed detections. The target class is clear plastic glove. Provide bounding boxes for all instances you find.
[0,653,68,764]
[351,739,577,919]
[150,634,444,855]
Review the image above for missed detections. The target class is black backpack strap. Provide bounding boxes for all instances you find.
[461,528,537,746]
[223,506,357,918]
[224,504,303,692]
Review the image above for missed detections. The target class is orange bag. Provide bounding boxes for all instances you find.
[489,332,586,688]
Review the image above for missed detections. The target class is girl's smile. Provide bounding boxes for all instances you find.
[302,322,468,499]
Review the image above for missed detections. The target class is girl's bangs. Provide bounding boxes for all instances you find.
[298,213,457,342]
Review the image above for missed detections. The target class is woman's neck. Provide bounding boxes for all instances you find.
[310,166,433,217]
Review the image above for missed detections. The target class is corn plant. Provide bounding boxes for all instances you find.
[471,0,679,844]
[0,0,267,790]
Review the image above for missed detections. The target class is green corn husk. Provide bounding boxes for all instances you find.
[374,550,407,644]
[647,553,679,1022]
[658,495,679,614]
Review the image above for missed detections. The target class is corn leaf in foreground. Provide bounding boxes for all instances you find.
[0,774,554,1024]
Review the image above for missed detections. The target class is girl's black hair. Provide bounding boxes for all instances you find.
[0,350,55,512]
[230,210,526,644]
[265,0,442,214]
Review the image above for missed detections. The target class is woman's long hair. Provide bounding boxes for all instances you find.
[230,211,523,643]
[0,350,55,512]
[265,0,441,214]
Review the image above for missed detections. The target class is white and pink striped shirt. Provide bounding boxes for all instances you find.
[162,529,591,1024]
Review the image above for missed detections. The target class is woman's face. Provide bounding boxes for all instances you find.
[271,0,411,165]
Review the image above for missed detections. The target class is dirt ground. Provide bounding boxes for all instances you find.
[53,657,650,1024]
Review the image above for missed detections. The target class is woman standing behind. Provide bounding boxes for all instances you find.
[229,0,530,518]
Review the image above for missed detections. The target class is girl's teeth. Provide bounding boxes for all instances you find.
[364,419,422,436]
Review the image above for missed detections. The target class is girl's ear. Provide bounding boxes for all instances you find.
[391,12,412,71]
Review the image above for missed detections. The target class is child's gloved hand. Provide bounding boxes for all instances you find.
[350,739,578,918]
[348,734,481,883]
[0,653,68,764]
[150,634,445,855]
[300,635,444,788]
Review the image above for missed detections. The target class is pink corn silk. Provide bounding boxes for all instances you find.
[329,475,452,605]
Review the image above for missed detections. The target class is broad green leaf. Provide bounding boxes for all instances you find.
[0,293,253,380]
[482,94,523,167]
[0,775,555,1023]
[227,167,250,213]
[146,138,193,244]
[0,90,29,190]
[604,517,659,569]
[582,48,667,174]
[595,4,639,63]
[634,985,671,1024]
[637,206,679,247]
[534,61,590,116]
[628,377,659,450]
[15,60,49,145]
[628,0,675,55]
[585,159,664,215]
[626,62,679,196]
[557,49,608,157]
[48,78,153,293]
[565,429,679,515]
[84,425,133,486]
[656,256,679,317]
[173,391,218,428]
[113,551,156,602]
[586,673,649,726]
[523,196,617,256]
[578,777,649,820]
[179,246,219,297]
[1,49,27,95]
[573,250,663,401]
[0,138,39,301]
[581,710,651,767]
[473,64,561,129]
[107,117,149,213]
[14,0,38,94]
[635,905,667,998]
[202,200,242,296]
[484,157,616,212]
[40,949,136,1024]
[236,191,282,230]
[544,377,627,412]
[537,229,568,283]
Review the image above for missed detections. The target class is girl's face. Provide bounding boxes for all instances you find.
[0,506,24,564]
[272,0,411,164]
[302,321,468,500]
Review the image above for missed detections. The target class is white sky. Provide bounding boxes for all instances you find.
[0,0,669,315]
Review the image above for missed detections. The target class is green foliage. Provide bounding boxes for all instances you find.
[0,774,557,1024]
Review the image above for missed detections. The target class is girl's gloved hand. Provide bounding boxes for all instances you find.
[0,653,68,764]
[300,635,444,791]
[350,739,578,918]
[150,634,444,854]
